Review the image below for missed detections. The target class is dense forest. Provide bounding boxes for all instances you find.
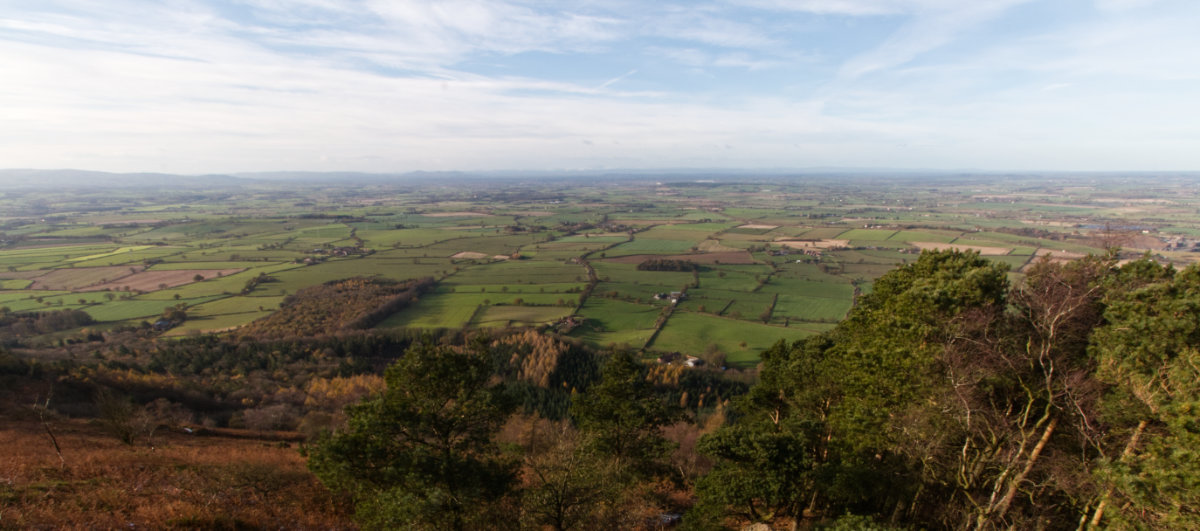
[3,250,1198,529]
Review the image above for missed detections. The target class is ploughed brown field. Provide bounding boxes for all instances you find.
[29,268,244,292]
[87,269,245,292]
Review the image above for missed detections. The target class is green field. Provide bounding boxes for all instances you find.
[603,239,699,256]
[571,299,661,348]
[163,310,272,336]
[190,295,286,316]
[0,279,32,289]
[84,295,225,322]
[445,260,587,284]
[837,229,897,241]
[888,230,959,243]
[760,278,854,300]
[473,305,572,328]
[769,295,853,322]
[650,312,823,366]
[377,293,483,329]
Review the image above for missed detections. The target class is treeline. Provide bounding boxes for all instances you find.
[637,258,701,272]
[238,276,434,339]
[144,329,431,378]
[6,323,741,447]
[691,251,1200,529]
[0,308,94,345]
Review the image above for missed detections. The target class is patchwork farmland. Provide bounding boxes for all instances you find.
[3,174,1196,365]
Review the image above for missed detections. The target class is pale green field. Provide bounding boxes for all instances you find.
[603,239,699,257]
[84,295,225,322]
[473,305,572,328]
[650,312,824,366]
[377,293,484,329]
[571,299,661,348]
[162,311,271,336]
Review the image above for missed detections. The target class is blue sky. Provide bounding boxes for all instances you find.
[1,0,1197,173]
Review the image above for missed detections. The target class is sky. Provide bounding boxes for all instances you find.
[1,0,1198,174]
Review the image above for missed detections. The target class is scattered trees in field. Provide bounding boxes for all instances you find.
[161,303,187,323]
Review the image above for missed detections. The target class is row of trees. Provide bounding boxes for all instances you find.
[636,258,702,272]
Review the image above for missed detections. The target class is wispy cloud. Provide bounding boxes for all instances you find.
[597,69,638,89]
[729,0,919,16]
[0,0,1198,172]
[835,0,1033,79]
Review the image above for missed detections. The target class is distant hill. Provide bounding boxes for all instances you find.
[5,168,1200,190]
[0,169,247,190]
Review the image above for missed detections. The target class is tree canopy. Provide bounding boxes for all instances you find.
[308,341,517,530]
[695,250,1200,529]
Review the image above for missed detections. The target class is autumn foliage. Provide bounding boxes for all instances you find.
[238,276,433,339]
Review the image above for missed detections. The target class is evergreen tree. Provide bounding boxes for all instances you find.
[695,250,1012,526]
[570,348,684,475]
[693,336,833,524]
[308,341,517,530]
[1088,261,1200,529]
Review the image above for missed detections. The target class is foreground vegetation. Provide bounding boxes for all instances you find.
[694,251,1199,529]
